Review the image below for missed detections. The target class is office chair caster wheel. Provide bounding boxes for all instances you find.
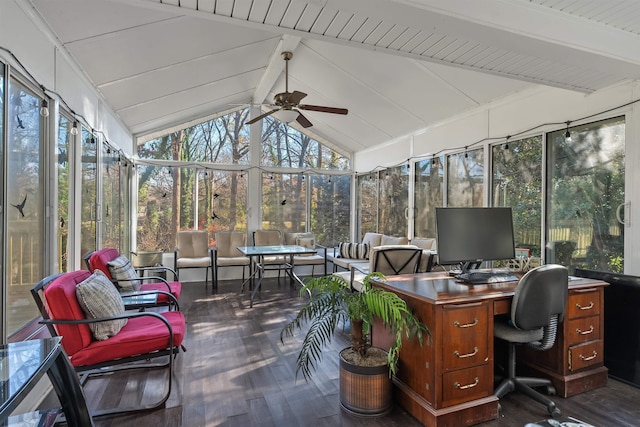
[546,385,556,395]
[547,405,561,417]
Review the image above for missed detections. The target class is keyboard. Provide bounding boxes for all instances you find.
[456,271,519,284]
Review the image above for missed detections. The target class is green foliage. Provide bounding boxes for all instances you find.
[280,273,429,381]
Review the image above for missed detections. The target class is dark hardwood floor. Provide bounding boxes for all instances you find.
[59,277,640,427]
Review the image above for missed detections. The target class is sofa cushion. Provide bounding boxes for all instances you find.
[70,311,186,367]
[361,232,383,247]
[381,235,409,245]
[107,255,141,291]
[412,237,437,251]
[338,242,369,260]
[75,270,127,341]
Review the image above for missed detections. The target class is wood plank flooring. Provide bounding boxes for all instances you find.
[68,277,640,427]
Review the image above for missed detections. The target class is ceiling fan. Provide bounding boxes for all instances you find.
[246,51,348,128]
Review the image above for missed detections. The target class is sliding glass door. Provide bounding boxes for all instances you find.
[546,117,625,273]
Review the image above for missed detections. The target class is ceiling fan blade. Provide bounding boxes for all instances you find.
[298,104,348,115]
[287,91,307,104]
[296,112,313,128]
[246,109,279,125]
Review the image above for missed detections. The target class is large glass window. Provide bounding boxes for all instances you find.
[379,165,409,237]
[197,170,247,233]
[357,173,378,239]
[138,109,251,165]
[492,137,543,257]
[80,127,97,266]
[6,79,44,334]
[310,174,350,246]
[262,173,307,232]
[414,157,443,239]
[137,165,176,251]
[447,149,484,207]
[261,117,350,169]
[101,144,125,251]
[57,114,72,272]
[546,117,625,272]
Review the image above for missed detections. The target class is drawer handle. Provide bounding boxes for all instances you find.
[454,318,478,328]
[576,325,594,335]
[575,301,594,310]
[579,350,598,362]
[454,346,479,359]
[454,377,479,390]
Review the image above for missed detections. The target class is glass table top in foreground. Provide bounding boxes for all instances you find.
[237,245,317,256]
[0,337,61,416]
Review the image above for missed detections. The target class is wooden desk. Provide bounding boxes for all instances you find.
[371,272,608,427]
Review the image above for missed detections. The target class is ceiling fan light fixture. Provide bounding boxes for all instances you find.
[274,109,299,123]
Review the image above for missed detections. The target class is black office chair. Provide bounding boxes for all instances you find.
[493,264,568,417]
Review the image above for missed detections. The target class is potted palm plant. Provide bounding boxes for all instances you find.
[280,272,429,417]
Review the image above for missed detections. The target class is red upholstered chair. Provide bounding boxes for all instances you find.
[85,248,181,306]
[31,270,186,418]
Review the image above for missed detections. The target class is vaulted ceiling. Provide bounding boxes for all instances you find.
[30,0,640,156]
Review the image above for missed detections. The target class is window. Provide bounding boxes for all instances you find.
[138,109,251,165]
[6,79,44,334]
[101,144,126,251]
[414,157,443,239]
[198,170,247,233]
[137,165,176,251]
[309,174,350,246]
[546,117,625,272]
[57,114,72,272]
[447,149,484,207]
[491,137,542,257]
[80,127,97,265]
[262,173,307,232]
[261,117,350,169]
[357,173,378,239]
[379,165,409,237]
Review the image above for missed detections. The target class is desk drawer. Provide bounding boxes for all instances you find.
[566,316,600,345]
[569,340,603,371]
[442,365,492,407]
[567,289,601,319]
[442,302,490,371]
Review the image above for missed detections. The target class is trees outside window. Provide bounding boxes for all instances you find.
[492,137,542,257]
[546,117,625,272]
[414,157,443,239]
[138,110,350,250]
[447,149,484,207]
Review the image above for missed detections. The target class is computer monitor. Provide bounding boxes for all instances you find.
[435,207,515,273]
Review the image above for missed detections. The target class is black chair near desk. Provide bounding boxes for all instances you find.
[493,264,568,417]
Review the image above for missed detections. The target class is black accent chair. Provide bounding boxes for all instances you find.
[493,264,568,417]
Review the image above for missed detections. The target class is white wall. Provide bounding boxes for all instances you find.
[1,0,133,155]
[354,81,640,275]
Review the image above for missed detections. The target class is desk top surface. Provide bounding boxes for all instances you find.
[373,271,608,305]
[237,245,317,256]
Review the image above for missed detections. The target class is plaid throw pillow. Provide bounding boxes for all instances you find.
[107,255,141,291]
[338,242,369,260]
[76,270,127,341]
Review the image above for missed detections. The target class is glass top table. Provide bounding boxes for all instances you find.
[0,337,94,426]
[237,245,317,307]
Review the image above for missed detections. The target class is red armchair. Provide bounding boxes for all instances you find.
[31,270,186,418]
[85,248,182,306]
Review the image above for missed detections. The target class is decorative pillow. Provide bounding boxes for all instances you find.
[107,255,141,291]
[76,270,127,341]
[338,242,369,260]
[296,236,316,257]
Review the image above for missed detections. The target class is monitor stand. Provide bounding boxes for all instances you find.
[461,260,483,274]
